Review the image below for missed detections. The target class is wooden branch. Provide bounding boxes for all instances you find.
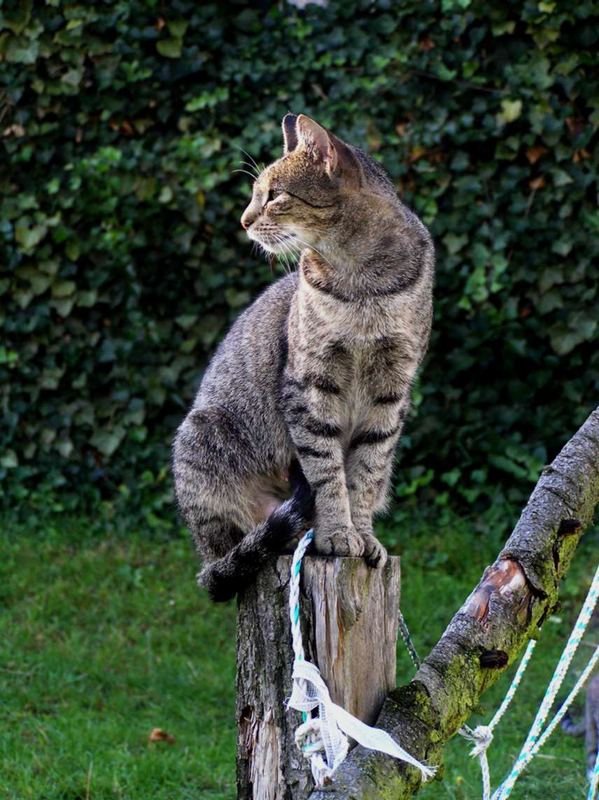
[309,406,599,800]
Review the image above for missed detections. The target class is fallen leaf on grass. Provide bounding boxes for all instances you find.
[148,727,175,744]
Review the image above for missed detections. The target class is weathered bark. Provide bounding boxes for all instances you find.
[236,556,401,800]
[309,406,599,800]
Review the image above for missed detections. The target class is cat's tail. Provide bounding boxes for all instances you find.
[199,461,314,602]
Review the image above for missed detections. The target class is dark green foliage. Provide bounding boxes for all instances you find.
[1,0,598,511]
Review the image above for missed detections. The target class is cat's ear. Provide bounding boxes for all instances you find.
[296,115,336,170]
[282,113,299,155]
[296,115,360,183]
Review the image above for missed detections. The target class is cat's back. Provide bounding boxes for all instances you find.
[196,272,297,410]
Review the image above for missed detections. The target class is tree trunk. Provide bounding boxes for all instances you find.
[308,406,599,800]
[236,555,401,800]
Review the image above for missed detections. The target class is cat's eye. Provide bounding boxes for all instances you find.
[267,189,279,203]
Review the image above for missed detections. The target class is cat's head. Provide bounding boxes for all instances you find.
[240,114,397,259]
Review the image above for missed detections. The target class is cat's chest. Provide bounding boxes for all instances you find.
[312,297,402,342]
[296,270,410,337]
[343,343,394,398]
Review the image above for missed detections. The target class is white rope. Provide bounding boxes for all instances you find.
[492,562,599,800]
[461,639,537,800]
[531,645,598,755]
[286,529,436,787]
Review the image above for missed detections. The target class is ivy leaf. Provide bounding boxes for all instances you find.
[492,21,516,35]
[77,290,97,307]
[15,222,47,250]
[55,439,74,458]
[51,280,76,298]
[497,99,522,124]
[488,455,528,480]
[0,450,18,469]
[0,0,32,34]
[4,34,38,63]
[167,19,188,38]
[436,63,457,81]
[443,233,468,254]
[551,238,573,256]
[91,428,126,457]
[156,38,182,58]
[551,168,573,186]
[549,316,596,355]
[50,297,75,317]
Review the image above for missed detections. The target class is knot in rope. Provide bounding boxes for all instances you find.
[295,717,325,755]
[294,716,349,786]
[466,725,494,758]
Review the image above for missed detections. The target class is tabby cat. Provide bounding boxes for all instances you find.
[172,114,434,601]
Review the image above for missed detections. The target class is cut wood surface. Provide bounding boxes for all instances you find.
[236,555,400,800]
[309,406,599,800]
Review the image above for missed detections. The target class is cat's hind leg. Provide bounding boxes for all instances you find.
[173,405,313,601]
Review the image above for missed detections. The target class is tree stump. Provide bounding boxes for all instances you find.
[236,555,401,800]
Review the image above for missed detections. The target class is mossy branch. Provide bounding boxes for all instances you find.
[309,406,599,800]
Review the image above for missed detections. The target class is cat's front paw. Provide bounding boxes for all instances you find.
[315,526,364,557]
[361,533,388,569]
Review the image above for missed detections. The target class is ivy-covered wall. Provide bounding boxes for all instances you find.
[1,0,597,513]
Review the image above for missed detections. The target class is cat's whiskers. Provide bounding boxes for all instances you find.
[272,233,301,276]
[238,160,261,177]
[277,250,292,277]
[237,146,261,172]
[232,168,259,182]
[231,145,262,176]
[271,235,291,275]
[264,231,296,276]
[254,238,276,272]
[254,237,280,272]
[249,241,263,263]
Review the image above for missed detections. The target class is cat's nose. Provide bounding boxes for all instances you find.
[240,209,256,230]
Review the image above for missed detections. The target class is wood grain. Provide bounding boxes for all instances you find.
[236,554,401,800]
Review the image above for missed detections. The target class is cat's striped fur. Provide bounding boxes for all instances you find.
[172,114,434,601]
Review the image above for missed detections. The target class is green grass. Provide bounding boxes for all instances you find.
[0,518,236,800]
[1,509,596,799]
